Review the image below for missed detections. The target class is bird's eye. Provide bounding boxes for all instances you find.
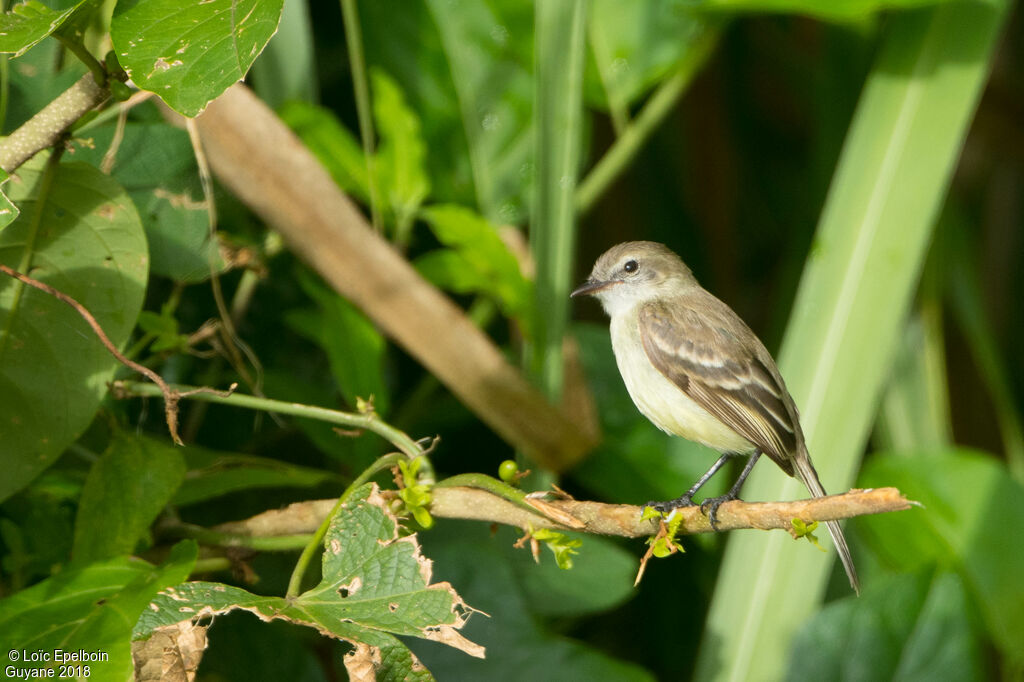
[623,260,638,273]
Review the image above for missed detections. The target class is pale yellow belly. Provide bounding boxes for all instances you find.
[610,313,755,454]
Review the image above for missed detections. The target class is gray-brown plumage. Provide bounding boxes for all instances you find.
[573,241,859,593]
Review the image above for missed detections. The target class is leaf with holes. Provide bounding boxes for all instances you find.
[0,156,148,503]
[134,485,484,676]
[111,0,284,117]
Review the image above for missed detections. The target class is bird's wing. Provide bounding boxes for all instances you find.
[638,298,797,474]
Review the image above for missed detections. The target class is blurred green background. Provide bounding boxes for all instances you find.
[2,0,1022,680]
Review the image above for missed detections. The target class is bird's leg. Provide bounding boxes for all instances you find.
[700,450,762,529]
[644,451,734,513]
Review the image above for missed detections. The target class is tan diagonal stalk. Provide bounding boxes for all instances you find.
[188,84,596,470]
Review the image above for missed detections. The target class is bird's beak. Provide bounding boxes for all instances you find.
[570,279,614,298]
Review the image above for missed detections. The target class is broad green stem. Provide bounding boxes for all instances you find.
[574,29,719,217]
[339,0,382,232]
[286,453,404,597]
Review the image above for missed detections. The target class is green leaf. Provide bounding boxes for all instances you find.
[0,156,148,503]
[72,433,186,563]
[0,541,197,681]
[421,0,535,223]
[697,3,1012,680]
[279,100,369,201]
[71,122,222,282]
[418,204,533,332]
[287,270,390,416]
[0,172,17,230]
[529,0,587,401]
[585,0,711,114]
[786,570,985,681]
[372,68,430,236]
[0,0,90,57]
[406,521,655,680]
[135,486,483,667]
[110,0,284,117]
[858,450,1024,662]
[695,0,958,22]
[172,444,338,506]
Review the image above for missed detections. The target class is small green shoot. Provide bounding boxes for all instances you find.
[397,456,433,529]
[790,519,825,553]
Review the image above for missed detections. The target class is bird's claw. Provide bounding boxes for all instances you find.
[699,494,737,530]
[643,495,696,515]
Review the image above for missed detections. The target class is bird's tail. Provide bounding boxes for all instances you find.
[792,450,860,595]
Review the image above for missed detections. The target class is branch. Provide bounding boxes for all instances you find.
[209,486,913,541]
[181,84,597,471]
[0,73,108,174]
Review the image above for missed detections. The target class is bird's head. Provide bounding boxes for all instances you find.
[571,241,697,317]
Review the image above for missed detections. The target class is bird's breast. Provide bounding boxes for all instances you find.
[609,311,755,454]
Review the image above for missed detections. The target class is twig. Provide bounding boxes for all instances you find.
[0,73,108,173]
[206,486,912,540]
[0,264,231,444]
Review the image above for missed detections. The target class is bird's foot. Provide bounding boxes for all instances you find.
[699,493,739,530]
[643,495,696,515]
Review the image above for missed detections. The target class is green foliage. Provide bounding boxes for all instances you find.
[135,486,482,670]
[787,570,986,681]
[0,0,91,57]
[0,541,197,680]
[73,432,186,563]
[110,0,283,116]
[70,121,222,282]
[1,0,1020,679]
[858,450,1024,665]
[0,156,147,503]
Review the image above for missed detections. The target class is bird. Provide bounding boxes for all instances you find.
[571,240,859,593]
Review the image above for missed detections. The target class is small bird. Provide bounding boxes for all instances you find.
[572,241,859,593]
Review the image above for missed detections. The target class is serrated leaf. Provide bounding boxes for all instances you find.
[0,541,197,682]
[0,0,90,57]
[0,156,148,503]
[73,432,187,563]
[111,0,284,117]
[135,485,483,663]
[418,204,532,332]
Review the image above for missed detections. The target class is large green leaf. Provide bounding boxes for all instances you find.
[72,432,186,563]
[0,541,196,682]
[110,0,284,117]
[786,570,985,681]
[135,486,483,676]
[71,122,221,282]
[0,0,90,57]
[858,451,1024,663]
[696,3,1011,680]
[0,157,148,503]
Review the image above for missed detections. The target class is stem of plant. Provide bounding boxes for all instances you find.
[286,452,404,598]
